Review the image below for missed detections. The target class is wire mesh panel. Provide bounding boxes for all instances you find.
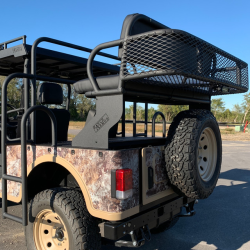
[120,29,248,95]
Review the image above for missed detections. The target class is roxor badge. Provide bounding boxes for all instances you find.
[93,113,109,132]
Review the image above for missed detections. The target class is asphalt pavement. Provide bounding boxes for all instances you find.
[0,141,249,250]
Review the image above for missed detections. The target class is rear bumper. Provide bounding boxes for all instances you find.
[101,196,194,240]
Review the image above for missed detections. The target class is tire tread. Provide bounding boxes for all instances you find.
[165,109,221,199]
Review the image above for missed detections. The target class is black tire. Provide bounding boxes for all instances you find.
[165,109,222,199]
[151,217,179,234]
[25,187,101,250]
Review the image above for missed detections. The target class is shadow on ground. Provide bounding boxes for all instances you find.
[0,168,250,250]
[0,199,20,208]
[102,168,250,250]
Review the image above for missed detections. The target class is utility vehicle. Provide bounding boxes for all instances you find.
[0,13,248,249]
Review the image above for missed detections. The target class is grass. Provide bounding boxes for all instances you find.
[220,128,236,134]
[68,121,249,138]
[68,134,76,140]
[69,121,85,128]
[69,121,169,133]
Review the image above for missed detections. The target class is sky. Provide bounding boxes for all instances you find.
[1,0,250,110]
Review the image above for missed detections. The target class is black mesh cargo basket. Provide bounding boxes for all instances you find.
[120,29,248,95]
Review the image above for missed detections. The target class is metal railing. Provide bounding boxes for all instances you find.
[152,112,166,138]
[1,73,58,226]
[0,35,26,50]
[2,105,57,226]
[133,102,148,137]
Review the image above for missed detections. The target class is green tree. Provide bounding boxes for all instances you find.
[222,109,232,122]
[136,105,144,121]
[61,85,95,121]
[232,104,242,123]
[211,98,225,117]
[125,105,133,120]
[148,107,156,121]
[0,76,22,109]
[158,105,188,122]
[242,92,250,124]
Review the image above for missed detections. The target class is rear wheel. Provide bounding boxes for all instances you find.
[165,109,222,199]
[25,187,101,250]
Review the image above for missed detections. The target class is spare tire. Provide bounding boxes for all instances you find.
[165,109,222,199]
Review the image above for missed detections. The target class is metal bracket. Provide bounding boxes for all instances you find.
[115,229,146,248]
[178,201,196,217]
[72,94,123,149]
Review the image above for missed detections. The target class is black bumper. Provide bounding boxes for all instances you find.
[103,196,194,240]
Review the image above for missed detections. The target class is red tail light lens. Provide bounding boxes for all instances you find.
[116,169,133,199]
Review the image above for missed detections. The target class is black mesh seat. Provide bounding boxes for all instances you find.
[75,13,248,97]
[16,82,70,143]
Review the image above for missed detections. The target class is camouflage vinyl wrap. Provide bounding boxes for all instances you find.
[144,146,170,198]
[0,145,140,213]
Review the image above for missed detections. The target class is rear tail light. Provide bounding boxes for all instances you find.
[111,169,133,200]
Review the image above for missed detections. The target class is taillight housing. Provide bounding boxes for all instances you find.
[111,169,133,200]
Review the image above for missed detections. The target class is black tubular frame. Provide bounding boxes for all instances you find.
[152,112,166,138]
[1,35,123,224]
[85,30,248,99]
[29,37,120,141]
[1,72,57,225]
[85,39,124,97]
[1,73,58,226]
[133,102,148,137]
[83,37,211,104]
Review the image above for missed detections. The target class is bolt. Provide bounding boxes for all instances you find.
[123,231,126,235]
[195,199,199,204]
[130,231,133,235]
[123,225,126,228]
[133,241,137,246]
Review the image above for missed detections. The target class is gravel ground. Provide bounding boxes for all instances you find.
[0,141,249,250]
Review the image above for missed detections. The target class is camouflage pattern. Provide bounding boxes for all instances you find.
[144,146,170,198]
[0,145,140,213]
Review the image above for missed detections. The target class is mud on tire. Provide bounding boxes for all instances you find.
[25,187,101,250]
[165,109,222,199]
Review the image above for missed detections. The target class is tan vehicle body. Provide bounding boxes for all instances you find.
[0,144,173,221]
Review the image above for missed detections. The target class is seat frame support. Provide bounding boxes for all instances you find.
[72,94,123,149]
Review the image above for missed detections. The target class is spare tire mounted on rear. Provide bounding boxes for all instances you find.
[165,109,222,199]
